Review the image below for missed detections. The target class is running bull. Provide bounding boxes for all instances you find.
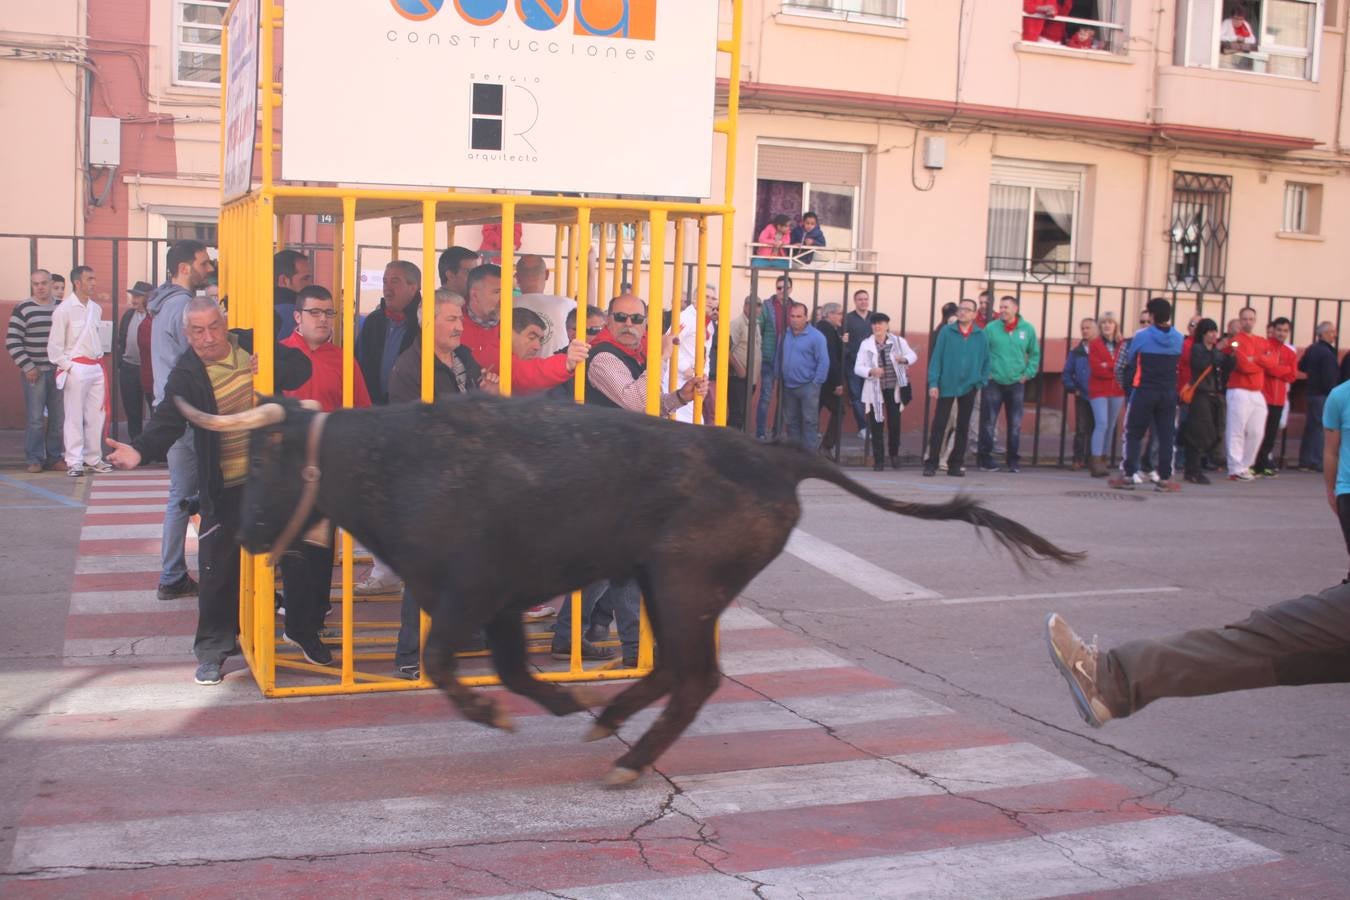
[178,392,1083,785]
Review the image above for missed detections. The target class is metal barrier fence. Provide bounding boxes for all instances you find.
[8,229,1347,467]
[0,232,332,438]
[667,263,1350,468]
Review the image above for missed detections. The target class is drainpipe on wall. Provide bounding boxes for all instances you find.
[1136,1,1169,294]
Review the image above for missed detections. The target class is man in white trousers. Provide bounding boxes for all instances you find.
[47,265,110,476]
[1223,306,1275,481]
[674,285,718,424]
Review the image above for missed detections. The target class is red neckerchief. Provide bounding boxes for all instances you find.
[385,305,406,325]
[958,323,974,337]
[1233,21,1252,38]
[1003,315,1020,334]
[590,328,646,365]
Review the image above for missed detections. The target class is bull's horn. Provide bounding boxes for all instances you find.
[174,396,286,432]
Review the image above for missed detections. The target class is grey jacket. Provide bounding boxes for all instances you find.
[148,281,193,406]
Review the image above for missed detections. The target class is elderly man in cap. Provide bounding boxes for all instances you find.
[117,281,154,440]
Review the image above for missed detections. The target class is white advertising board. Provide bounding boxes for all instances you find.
[223,0,261,201]
[281,1,718,198]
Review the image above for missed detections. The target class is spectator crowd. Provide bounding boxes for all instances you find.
[10,243,1349,683]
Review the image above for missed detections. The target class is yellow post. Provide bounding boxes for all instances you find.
[668,219,685,398]
[253,195,278,693]
[645,212,667,416]
[596,224,609,311]
[694,218,709,424]
[553,226,565,296]
[340,197,357,685]
[567,224,580,300]
[714,0,743,427]
[567,207,592,672]
[630,221,644,299]
[498,203,516,396]
[421,201,437,403]
[260,0,276,190]
[610,224,623,300]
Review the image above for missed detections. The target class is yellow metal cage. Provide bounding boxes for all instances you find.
[218,0,743,698]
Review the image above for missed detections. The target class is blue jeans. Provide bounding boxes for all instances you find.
[755,360,777,438]
[977,382,1025,467]
[1089,395,1125,456]
[554,579,641,659]
[161,432,199,588]
[782,381,822,451]
[845,368,866,432]
[1301,395,1327,469]
[21,369,63,465]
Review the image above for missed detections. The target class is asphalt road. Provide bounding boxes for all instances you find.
[740,462,1350,881]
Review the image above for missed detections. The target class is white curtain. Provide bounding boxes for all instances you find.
[1036,189,1076,239]
[987,184,1030,268]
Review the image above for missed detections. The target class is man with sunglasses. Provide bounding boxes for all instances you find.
[564,293,708,667]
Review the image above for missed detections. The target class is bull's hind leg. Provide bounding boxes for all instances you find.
[482,607,603,716]
[417,585,515,731]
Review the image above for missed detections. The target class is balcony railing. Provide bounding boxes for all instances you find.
[987,256,1092,285]
[747,242,880,273]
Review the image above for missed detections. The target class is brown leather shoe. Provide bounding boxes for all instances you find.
[25,463,42,474]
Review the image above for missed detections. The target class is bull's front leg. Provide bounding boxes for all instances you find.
[416,583,515,732]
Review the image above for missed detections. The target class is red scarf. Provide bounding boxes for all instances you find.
[1003,315,1020,333]
[385,306,406,324]
[590,328,646,365]
[958,323,974,337]
[1233,21,1252,38]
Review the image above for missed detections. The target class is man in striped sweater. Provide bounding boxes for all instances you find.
[6,269,65,472]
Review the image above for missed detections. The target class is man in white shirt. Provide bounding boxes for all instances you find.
[46,265,110,476]
[674,284,718,424]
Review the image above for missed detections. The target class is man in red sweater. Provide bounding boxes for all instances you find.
[458,263,590,394]
[277,284,373,664]
[1253,317,1299,477]
[1224,307,1277,481]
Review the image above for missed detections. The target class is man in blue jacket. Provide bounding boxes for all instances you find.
[1111,298,1184,492]
[778,302,830,452]
[1062,317,1097,469]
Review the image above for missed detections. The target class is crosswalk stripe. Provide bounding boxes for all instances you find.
[485,817,1281,899]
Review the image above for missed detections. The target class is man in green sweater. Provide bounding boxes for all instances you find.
[924,298,990,477]
[978,295,1041,473]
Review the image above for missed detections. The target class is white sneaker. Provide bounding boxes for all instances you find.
[353,572,403,595]
[89,459,114,474]
[1130,472,1144,484]
[857,428,867,440]
[523,604,555,619]
[67,465,84,477]
[1144,470,1159,484]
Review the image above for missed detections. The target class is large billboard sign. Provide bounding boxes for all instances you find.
[223,0,260,201]
[281,1,719,197]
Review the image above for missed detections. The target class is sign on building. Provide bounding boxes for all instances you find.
[223,0,261,201]
[280,1,718,198]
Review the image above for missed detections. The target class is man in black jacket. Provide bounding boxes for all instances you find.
[1300,321,1339,472]
[817,302,846,454]
[842,289,873,438]
[106,297,312,686]
[355,260,422,405]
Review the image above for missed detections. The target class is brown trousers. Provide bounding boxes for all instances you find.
[1099,583,1350,718]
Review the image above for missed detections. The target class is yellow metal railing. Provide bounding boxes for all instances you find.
[219,0,744,697]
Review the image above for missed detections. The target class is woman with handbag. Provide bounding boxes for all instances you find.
[1086,314,1126,477]
[1182,319,1234,485]
[854,311,918,471]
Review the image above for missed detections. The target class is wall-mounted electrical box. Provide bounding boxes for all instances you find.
[89,117,121,167]
[922,136,946,170]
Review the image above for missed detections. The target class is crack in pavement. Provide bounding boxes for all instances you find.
[716,661,1123,889]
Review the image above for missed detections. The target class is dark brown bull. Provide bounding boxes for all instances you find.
[179,393,1081,785]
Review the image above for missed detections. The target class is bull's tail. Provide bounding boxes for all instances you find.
[794,454,1085,567]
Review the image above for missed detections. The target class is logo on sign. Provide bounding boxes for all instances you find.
[390,0,657,40]
[468,79,540,158]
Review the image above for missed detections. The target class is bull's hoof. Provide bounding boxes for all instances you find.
[583,722,616,742]
[601,766,642,787]
[568,686,606,709]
